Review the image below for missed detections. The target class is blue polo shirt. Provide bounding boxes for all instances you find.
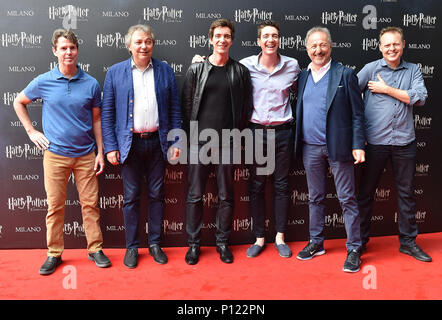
[24,65,101,157]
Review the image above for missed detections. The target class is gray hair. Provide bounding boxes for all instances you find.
[125,24,155,49]
[305,26,332,45]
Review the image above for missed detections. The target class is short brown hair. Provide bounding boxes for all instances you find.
[208,19,235,41]
[52,28,79,49]
[379,26,404,42]
[257,20,280,38]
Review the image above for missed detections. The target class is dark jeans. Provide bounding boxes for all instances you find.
[357,141,418,246]
[186,145,234,246]
[248,125,294,238]
[302,144,361,251]
[121,134,165,248]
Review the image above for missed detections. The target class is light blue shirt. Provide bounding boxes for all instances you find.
[357,58,427,146]
[24,65,101,157]
[240,53,300,125]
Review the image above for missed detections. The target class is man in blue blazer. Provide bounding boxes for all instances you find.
[101,24,181,268]
[294,27,365,272]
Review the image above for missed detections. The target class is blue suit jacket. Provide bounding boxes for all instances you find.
[101,57,181,163]
[294,60,365,162]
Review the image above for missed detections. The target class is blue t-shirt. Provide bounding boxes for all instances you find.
[24,65,101,157]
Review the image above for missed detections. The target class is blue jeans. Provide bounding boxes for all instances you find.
[121,134,165,248]
[357,141,418,246]
[302,144,361,251]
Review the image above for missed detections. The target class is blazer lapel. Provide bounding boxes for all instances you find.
[125,58,134,99]
[326,60,343,112]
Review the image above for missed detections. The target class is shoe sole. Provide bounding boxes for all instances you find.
[88,255,111,268]
[296,250,326,261]
[343,266,360,273]
[399,248,432,262]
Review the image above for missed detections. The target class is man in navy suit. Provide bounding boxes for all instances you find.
[101,24,181,268]
[294,27,365,272]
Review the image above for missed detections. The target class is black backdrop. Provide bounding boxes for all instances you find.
[1,0,441,249]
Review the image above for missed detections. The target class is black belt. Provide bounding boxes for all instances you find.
[249,121,294,130]
[133,131,159,139]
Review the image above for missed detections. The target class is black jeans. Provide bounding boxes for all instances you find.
[248,125,294,238]
[186,145,234,246]
[357,141,418,246]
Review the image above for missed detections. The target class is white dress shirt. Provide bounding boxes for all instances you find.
[131,59,159,133]
[307,59,332,83]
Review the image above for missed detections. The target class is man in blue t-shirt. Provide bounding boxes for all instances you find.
[13,29,111,275]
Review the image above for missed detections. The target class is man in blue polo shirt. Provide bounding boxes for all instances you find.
[13,29,111,275]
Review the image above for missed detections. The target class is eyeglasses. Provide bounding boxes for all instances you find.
[307,43,330,51]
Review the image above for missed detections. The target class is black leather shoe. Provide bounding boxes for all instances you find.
[185,245,200,265]
[88,250,111,268]
[399,244,432,262]
[39,256,62,275]
[216,245,233,263]
[149,245,168,264]
[124,248,139,268]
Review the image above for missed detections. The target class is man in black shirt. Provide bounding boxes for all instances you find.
[181,18,252,264]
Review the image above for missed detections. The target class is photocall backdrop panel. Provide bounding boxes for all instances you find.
[1,0,441,248]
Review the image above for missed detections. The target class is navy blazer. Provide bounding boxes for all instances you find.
[101,57,181,163]
[294,60,365,162]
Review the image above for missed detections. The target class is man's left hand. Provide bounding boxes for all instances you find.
[94,153,105,175]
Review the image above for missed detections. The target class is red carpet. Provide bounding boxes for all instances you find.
[0,232,441,300]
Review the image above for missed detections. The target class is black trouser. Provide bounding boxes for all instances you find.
[186,146,234,246]
[357,141,418,246]
[248,124,294,238]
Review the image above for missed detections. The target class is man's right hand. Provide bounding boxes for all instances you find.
[28,130,50,150]
[106,150,120,165]
[192,54,206,63]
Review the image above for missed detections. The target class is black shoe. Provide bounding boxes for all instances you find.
[39,256,62,275]
[88,250,111,268]
[185,245,201,265]
[124,248,138,268]
[216,245,233,263]
[149,245,168,264]
[296,241,325,260]
[399,244,432,262]
[343,249,361,273]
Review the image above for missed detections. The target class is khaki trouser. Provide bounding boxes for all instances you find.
[43,150,103,257]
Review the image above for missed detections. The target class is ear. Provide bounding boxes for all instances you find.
[52,46,57,56]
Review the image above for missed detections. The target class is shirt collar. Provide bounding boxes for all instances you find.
[381,57,407,70]
[307,58,332,73]
[52,64,83,80]
[255,52,286,72]
[131,58,153,71]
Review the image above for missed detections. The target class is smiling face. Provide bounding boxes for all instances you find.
[258,26,280,56]
[306,31,332,70]
[209,26,233,56]
[379,31,404,68]
[52,36,78,68]
[128,29,154,67]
